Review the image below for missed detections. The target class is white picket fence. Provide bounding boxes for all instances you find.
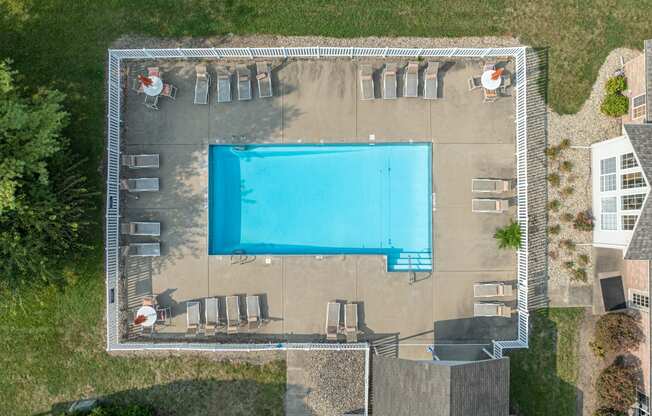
[105,47,530,363]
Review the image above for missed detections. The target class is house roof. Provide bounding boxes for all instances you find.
[372,356,510,416]
[623,124,652,260]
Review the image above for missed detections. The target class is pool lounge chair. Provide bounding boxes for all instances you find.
[246,295,261,329]
[472,178,512,193]
[120,178,159,192]
[472,198,509,213]
[325,301,341,341]
[194,64,210,105]
[468,76,482,91]
[404,61,419,98]
[120,221,161,236]
[160,83,177,100]
[144,94,159,110]
[474,302,511,318]
[226,295,241,334]
[186,301,201,336]
[131,78,144,94]
[474,283,513,298]
[484,88,498,103]
[216,65,231,103]
[424,62,439,100]
[147,67,160,77]
[256,62,273,98]
[205,297,219,336]
[344,303,359,343]
[121,154,159,169]
[359,64,374,100]
[383,63,397,99]
[124,243,160,257]
[236,65,252,101]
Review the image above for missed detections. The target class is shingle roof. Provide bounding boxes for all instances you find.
[623,124,652,260]
[372,356,510,416]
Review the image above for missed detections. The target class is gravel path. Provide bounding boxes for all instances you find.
[546,47,640,307]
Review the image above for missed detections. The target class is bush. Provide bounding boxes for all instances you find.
[605,75,627,95]
[600,93,628,117]
[573,211,594,231]
[559,138,572,150]
[560,160,573,173]
[548,224,561,235]
[577,253,590,267]
[545,145,561,160]
[593,313,644,354]
[561,186,574,197]
[571,267,587,282]
[595,359,638,412]
[547,173,561,187]
[494,220,522,250]
[563,261,575,270]
[547,199,561,212]
[594,407,627,416]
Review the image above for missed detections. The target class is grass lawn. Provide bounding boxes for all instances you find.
[508,308,585,416]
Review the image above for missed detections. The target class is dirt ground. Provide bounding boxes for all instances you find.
[577,309,600,415]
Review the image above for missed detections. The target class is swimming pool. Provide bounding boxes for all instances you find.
[208,143,432,271]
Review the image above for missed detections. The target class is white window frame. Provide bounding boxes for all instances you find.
[631,94,646,120]
[629,289,650,311]
[621,152,639,170]
[622,171,646,190]
[600,157,617,192]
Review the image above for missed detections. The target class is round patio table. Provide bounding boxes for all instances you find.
[143,76,163,96]
[481,70,502,90]
[135,305,157,327]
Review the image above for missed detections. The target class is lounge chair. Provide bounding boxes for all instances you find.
[121,154,159,169]
[194,64,210,105]
[498,74,512,96]
[359,64,374,100]
[147,67,160,77]
[132,78,144,94]
[216,65,231,103]
[124,243,160,257]
[256,62,273,98]
[482,63,495,72]
[325,301,341,341]
[344,303,359,343]
[474,283,514,298]
[156,306,171,325]
[472,198,509,213]
[226,295,240,334]
[468,77,482,91]
[186,301,201,336]
[424,62,439,100]
[474,302,511,318]
[160,83,177,100]
[246,295,261,328]
[383,63,397,99]
[120,178,159,192]
[483,88,497,103]
[472,178,512,193]
[205,297,219,335]
[236,65,252,101]
[120,221,161,236]
[144,94,159,110]
[404,61,419,98]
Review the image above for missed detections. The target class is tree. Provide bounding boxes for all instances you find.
[0,60,94,289]
[593,312,644,355]
[494,220,521,250]
[595,358,639,412]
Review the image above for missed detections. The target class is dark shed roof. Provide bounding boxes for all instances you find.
[623,124,652,260]
[372,356,509,416]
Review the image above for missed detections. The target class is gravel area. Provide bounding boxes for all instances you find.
[546,48,640,306]
[286,349,366,416]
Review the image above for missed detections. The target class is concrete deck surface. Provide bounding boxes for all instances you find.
[121,59,518,358]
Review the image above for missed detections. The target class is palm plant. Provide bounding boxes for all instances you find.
[494,220,522,250]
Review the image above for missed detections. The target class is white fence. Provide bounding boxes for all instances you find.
[105,47,530,362]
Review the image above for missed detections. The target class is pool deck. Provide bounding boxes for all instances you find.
[121,59,517,359]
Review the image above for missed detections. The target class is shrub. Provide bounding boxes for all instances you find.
[548,224,561,235]
[559,138,572,150]
[560,213,574,222]
[573,211,594,231]
[563,261,575,270]
[560,160,573,173]
[572,267,587,282]
[594,313,644,354]
[547,173,561,187]
[601,93,628,117]
[594,407,627,416]
[560,239,576,251]
[577,254,590,267]
[595,358,638,412]
[590,341,607,358]
[547,199,561,212]
[561,186,574,197]
[605,75,627,95]
[494,220,521,250]
[545,145,561,160]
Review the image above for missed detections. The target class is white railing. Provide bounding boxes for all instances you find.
[105,47,531,364]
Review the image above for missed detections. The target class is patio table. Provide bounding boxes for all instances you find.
[481,70,502,90]
[143,76,163,96]
[136,305,157,327]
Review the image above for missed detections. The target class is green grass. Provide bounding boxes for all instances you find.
[0,274,286,416]
[508,308,585,416]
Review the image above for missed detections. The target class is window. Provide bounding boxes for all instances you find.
[600,157,617,192]
[621,152,639,169]
[630,290,650,310]
[622,215,638,230]
[622,194,645,210]
[601,196,617,230]
[622,172,645,189]
[631,94,646,120]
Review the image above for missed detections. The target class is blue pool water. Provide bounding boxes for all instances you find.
[208,143,432,271]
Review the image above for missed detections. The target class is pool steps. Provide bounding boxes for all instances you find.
[387,252,432,272]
